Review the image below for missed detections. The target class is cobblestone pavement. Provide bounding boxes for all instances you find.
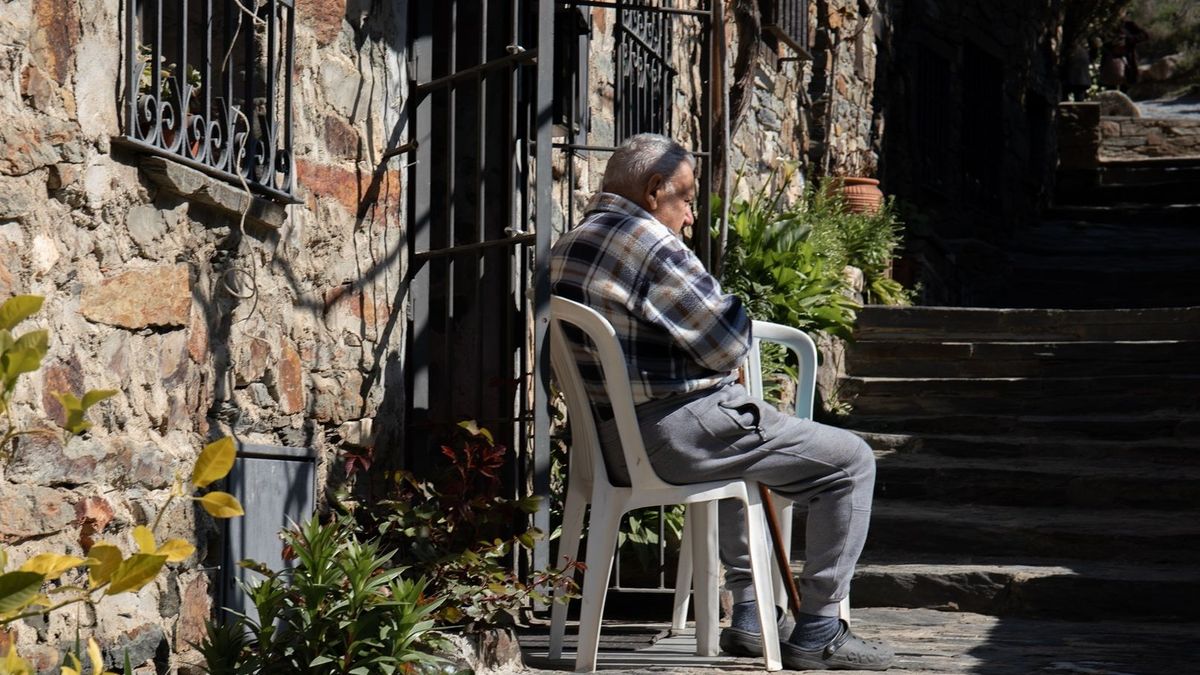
[516,607,1200,674]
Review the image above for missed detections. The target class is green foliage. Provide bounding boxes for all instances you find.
[198,517,446,675]
[1129,0,1200,83]
[616,505,686,582]
[717,188,861,340]
[367,422,580,629]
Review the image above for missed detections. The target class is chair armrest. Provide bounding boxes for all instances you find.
[750,320,819,420]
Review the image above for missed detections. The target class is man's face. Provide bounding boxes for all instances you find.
[644,162,696,235]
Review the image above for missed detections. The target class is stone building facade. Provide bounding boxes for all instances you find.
[1,0,407,670]
[0,1,881,671]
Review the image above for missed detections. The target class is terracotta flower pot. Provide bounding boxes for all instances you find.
[839,177,884,214]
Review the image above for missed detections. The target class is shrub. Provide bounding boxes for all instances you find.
[197,516,445,675]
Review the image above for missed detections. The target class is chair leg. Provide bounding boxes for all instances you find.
[744,488,783,671]
[549,488,587,660]
[672,505,694,631]
[690,501,720,656]
[573,498,622,673]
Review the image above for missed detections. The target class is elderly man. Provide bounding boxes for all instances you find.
[549,133,894,671]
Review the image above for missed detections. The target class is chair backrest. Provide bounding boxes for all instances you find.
[744,320,819,420]
[549,296,676,492]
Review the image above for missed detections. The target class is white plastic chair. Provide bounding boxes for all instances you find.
[547,296,783,673]
[671,320,852,631]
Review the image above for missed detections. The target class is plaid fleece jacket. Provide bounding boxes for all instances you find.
[549,192,751,405]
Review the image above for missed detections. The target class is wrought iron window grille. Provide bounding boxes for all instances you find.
[615,0,677,139]
[762,0,811,59]
[119,0,297,203]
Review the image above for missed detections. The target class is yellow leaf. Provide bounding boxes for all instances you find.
[61,652,81,675]
[18,553,85,579]
[86,638,105,675]
[155,539,194,563]
[1,644,34,675]
[85,544,123,588]
[105,554,165,595]
[197,492,244,518]
[456,419,494,444]
[191,437,236,488]
[132,526,156,555]
[0,547,7,572]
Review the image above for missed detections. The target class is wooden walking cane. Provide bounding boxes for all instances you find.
[758,484,805,619]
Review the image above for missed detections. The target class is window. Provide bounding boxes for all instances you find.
[762,0,810,57]
[615,1,676,139]
[120,0,296,202]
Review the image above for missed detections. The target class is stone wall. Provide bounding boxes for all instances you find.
[554,1,879,225]
[1100,116,1200,160]
[0,1,408,671]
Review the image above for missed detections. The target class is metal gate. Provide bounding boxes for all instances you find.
[553,0,721,597]
[406,0,555,570]
[406,0,721,594]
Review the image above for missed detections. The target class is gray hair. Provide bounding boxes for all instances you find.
[601,133,696,198]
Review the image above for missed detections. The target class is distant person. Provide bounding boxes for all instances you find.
[1064,43,1093,101]
[1099,14,1150,91]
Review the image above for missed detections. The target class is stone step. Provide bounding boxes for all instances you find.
[871,453,1200,509]
[840,412,1200,439]
[845,339,1200,378]
[994,275,1200,309]
[796,501,1200,563]
[848,560,1200,621]
[1055,179,1200,206]
[1010,220,1200,256]
[852,305,1200,342]
[838,374,1200,416]
[1095,156,1200,185]
[1043,202,1200,225]
[857,431,1200,463]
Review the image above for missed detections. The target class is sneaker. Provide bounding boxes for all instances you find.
[780,620,895,671]
[719,611,795,658]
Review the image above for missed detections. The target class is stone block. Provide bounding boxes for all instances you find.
[41,355,84,427]
[0,117,76,177]
[175,574,210,649]
[233,334,271,386]
[126,205,167,250]
[81,263,192,330]
[30,0,80,83]
[0,172,47,219]
[275,338,306,415]
[295,159,359,213]
[300,0,348,46]
[6,434,174,490]
[75,495,115,550]
[138,157,287,229]
[0,485,75,539]
[318,56,362,118]
[324,115,360,160]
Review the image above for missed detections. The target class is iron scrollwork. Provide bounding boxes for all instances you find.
[122,0,296,202]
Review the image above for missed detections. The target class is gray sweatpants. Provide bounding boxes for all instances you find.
[598,382,875,617]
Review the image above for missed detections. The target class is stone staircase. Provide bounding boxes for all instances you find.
[1001,157,1200,308]
[812,156,1200,623]
[832,306,1200,622]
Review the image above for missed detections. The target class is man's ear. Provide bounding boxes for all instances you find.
[644,174,664,210]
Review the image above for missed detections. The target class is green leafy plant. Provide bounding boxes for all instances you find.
[369,421,580,629]
[0,295,242,673]
[198,516,445,675]
[716,187,861,340]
